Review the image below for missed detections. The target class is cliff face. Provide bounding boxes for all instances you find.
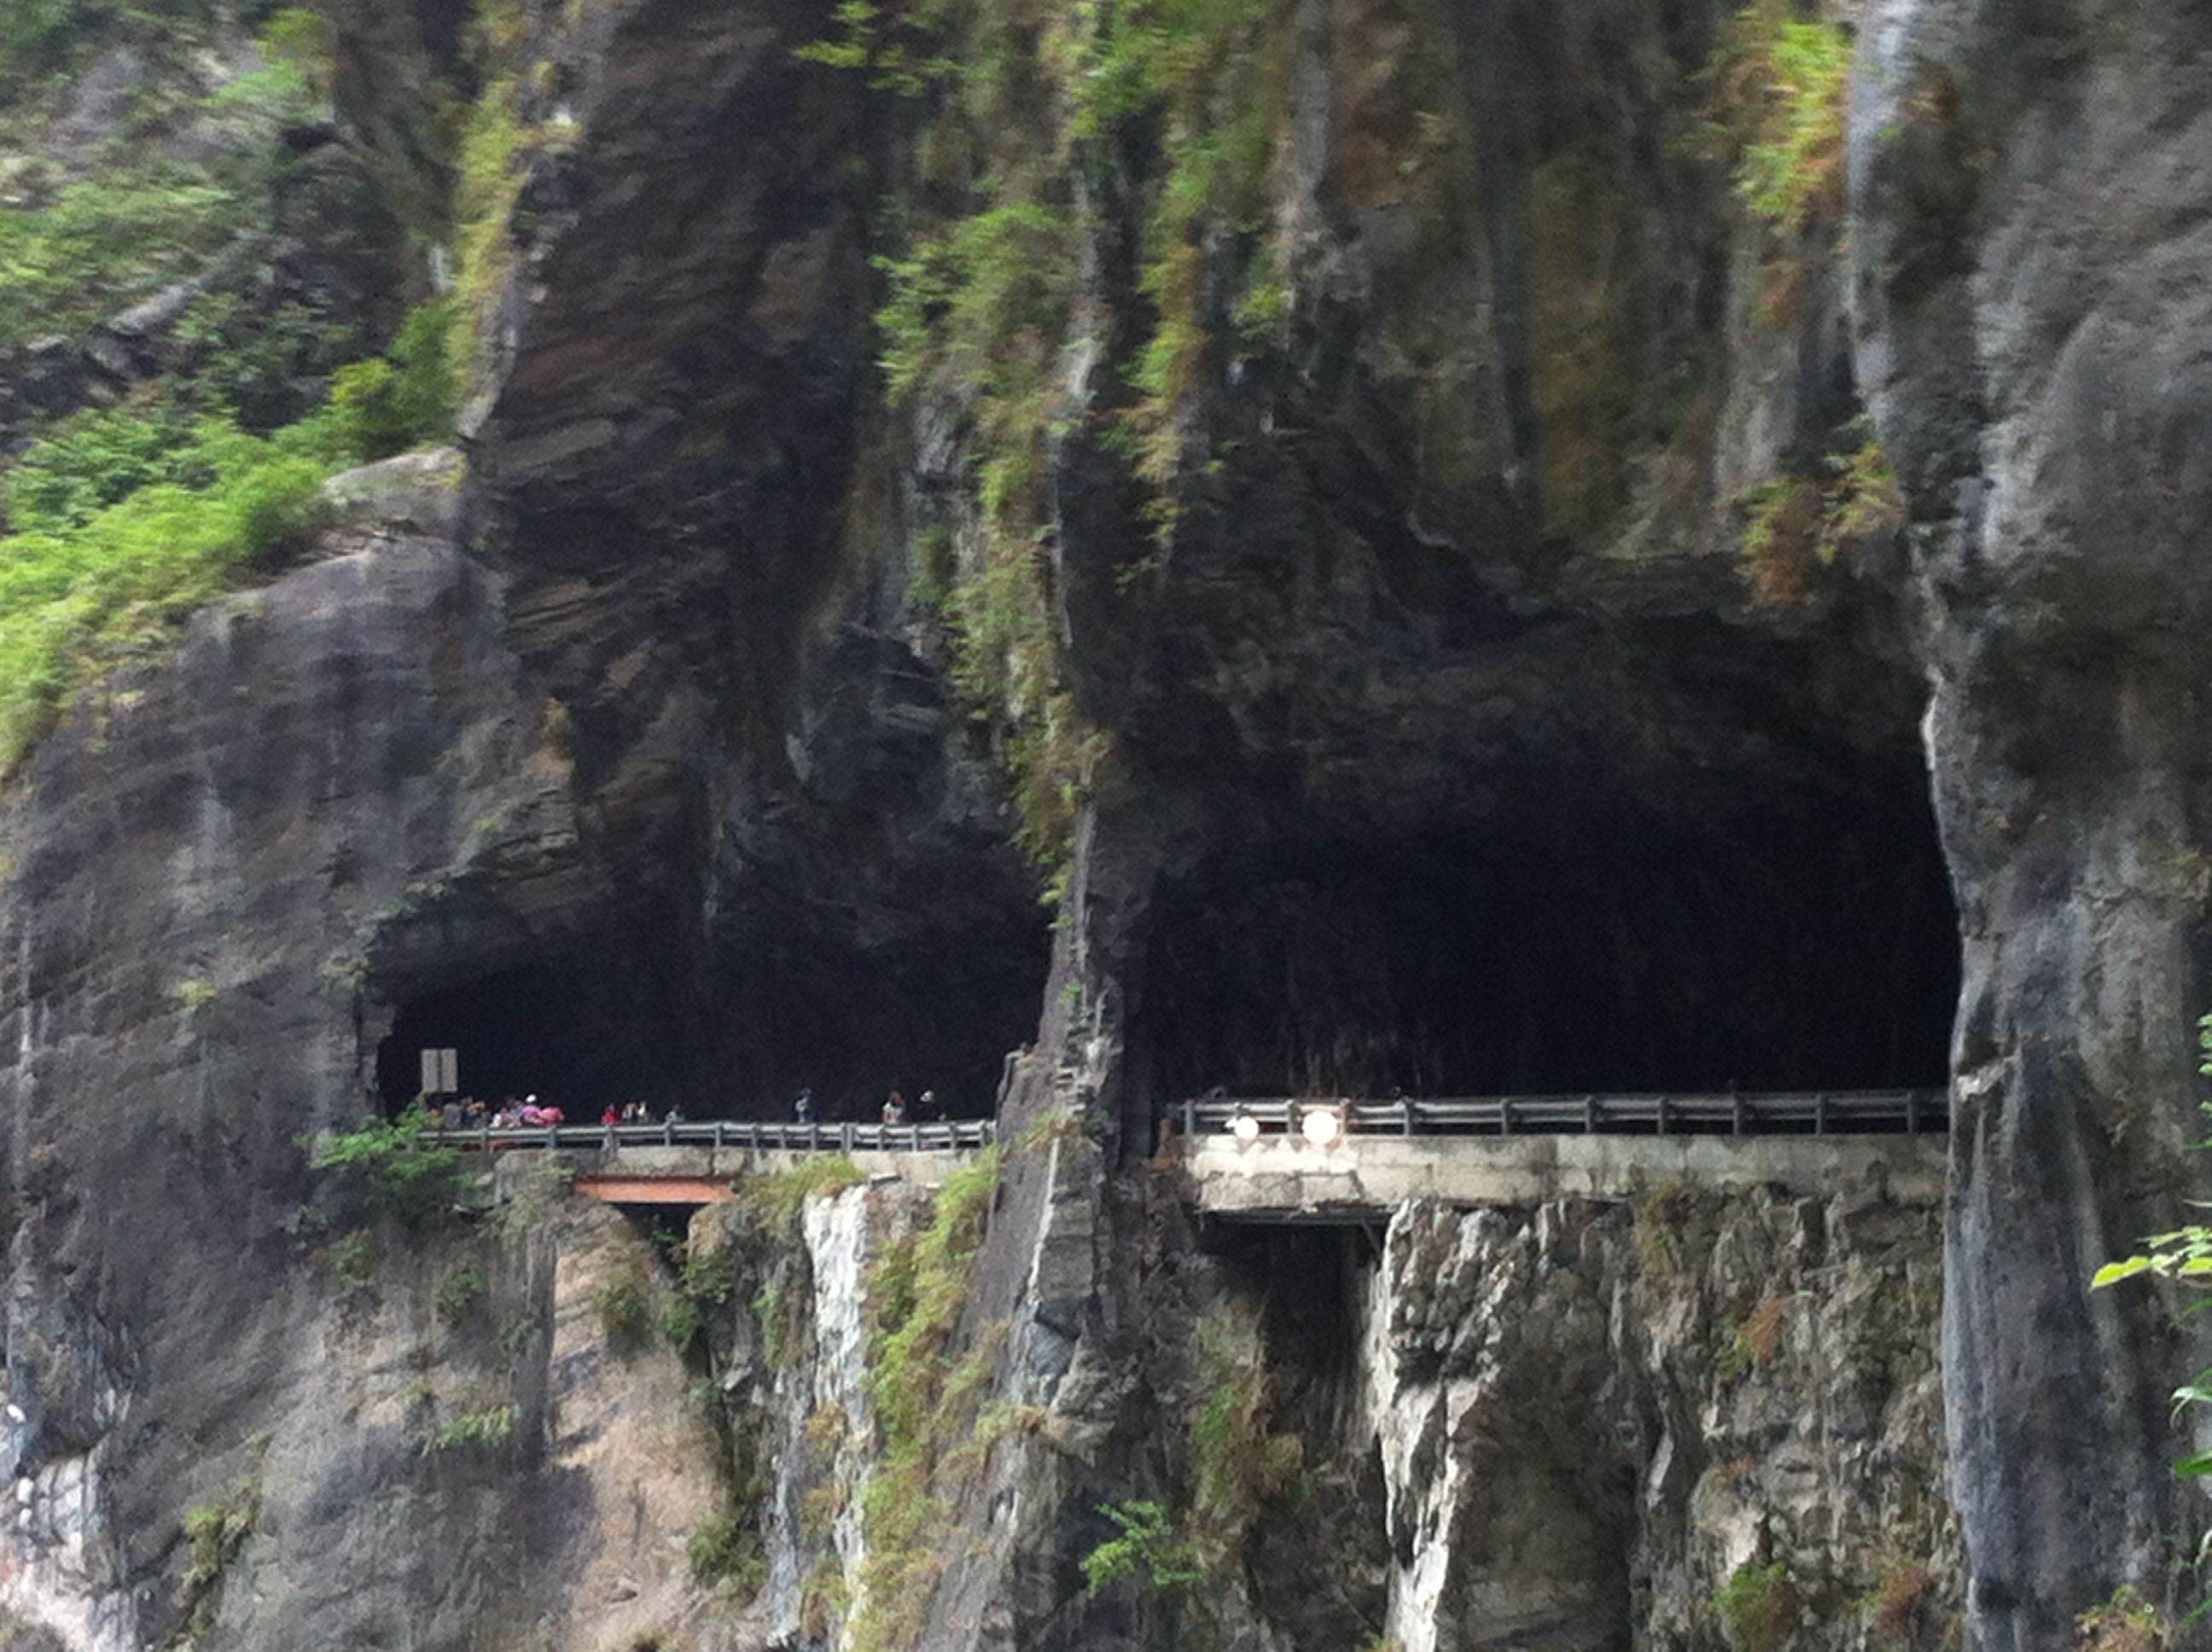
[0,0,2205,1648]
[1853,5,2212,1645]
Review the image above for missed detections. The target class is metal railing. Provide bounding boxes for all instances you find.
[1176,1089,1947,1139]
[442,1118,998,1155]
[435,1089,1946,1163]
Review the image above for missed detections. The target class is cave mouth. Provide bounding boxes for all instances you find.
[1139,786,1959,1105]
[718,917,1053,1124]
[375,914,1054,1124]
[376,963,682,1117]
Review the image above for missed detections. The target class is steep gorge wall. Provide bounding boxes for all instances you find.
[0,0,2204,1648]
[1853,4,2212,1644]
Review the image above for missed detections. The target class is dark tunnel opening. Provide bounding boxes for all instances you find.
[375,963,682,1116]
[720,922,1052,1122]
[375,917,1053,1123]
[1139,784,1959,1106]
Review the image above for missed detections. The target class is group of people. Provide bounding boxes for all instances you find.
[879,1089,937,1126]
[789,1087,944,1126]
[599,1101,679,1127]
[423,1095,701,1129]
[427,1095,565,1129]
[427,1085,952,1131]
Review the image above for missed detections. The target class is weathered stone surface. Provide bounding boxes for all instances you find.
[1853,3,2212,1644]
[8,0,2210,1643]
[1367,1183,1954,1652]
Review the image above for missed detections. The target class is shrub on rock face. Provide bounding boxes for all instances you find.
[329,301,458,461]
[420,1404,519,1455]
[1713,1561,1796,1652]
[305,1102,469,1226]
[434,1265,485,1323]
[686,1508,764,1593]
[594,1270,651,1353]
[1081,1500,1200,1597]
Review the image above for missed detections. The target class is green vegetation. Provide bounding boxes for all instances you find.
[2078,1586,2167,1652]
[448,73,523,392]
[0,2,318,348]
[849,1148,1001,1652]
[1697,1,1854,323]
[1187,1308,1302,1569]
[0,168,248,354]
[1074,1303,1302,1619]
[0,291,462,775]
[183,1499,253,1586]
[1081,1500,1201,1596]
[736,1155,867,1228]
[594,1269,652,1353]
[1865,1562,1936,1642]
[1736,417,1903,603]
[183,1493,254,1587]
[329,300,462,462]
[661,1293,701,1350]
[1016,1105,1082,1152]
[685,1507,765,1594]
[801,1556,851,1641]
[306,1101,469,1225]
[498,1312,540,1363]
[678,1233,741,1305]
[441,0,537,393]
[1717,1294,1793,1383]
[801,0,1290,890]
[176,1488,256,1644]
[434,1265,485,1324]
[255,8,335,102]
[1712,1561,1796,1652]
[2093,1015,2212,1486]
[1091,0,1285,506]
[0,406,335,770]
[0,0,483,782]
[317,1227,380,1295]
[1632,1175,1707,1280]
[1700,3,1853,236]
[421,1403,521,1453]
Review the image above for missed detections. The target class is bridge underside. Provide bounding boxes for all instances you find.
[575,1176,734,1206]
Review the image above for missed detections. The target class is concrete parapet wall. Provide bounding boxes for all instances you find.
[1175,1131,1946,1219]
[490,1144,974,1200]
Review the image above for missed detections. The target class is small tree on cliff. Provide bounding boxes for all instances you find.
[306,1102,469,1225]
[2093,1014,2212,1480]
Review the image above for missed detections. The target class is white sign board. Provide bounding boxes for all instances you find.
[420,1047,458,1096]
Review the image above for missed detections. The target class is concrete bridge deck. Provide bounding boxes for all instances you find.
[484,1143,988,1206]
[449,1092,1947,1215]
[1170,1131,1946,1222]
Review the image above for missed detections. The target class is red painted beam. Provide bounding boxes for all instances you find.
[575,1177,732,1205]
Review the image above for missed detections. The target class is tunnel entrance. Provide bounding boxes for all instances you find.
[720,919,1052,1123]
[375,963,683,1116]
[375,910,1052,1124]
[1140,783,1959,1103]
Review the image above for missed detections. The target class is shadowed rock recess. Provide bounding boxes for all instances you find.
[0,0,2203,1649]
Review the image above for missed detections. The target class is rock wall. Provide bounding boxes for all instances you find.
[1853,2,2212,1643]
[1367,1184,1953,1652]
[0,0,2208,1647]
